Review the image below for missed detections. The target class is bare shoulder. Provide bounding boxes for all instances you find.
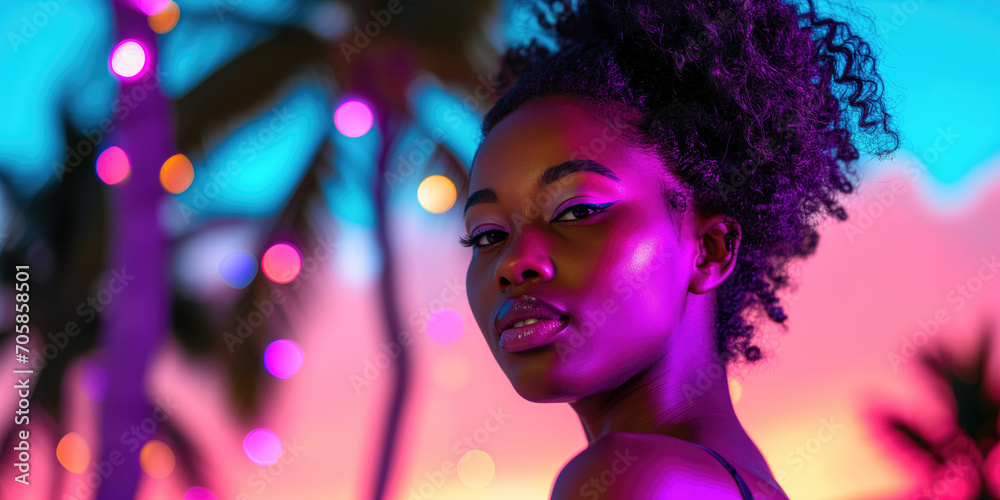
[550,432,750,500]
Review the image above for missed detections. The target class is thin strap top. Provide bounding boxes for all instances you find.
[690,443,755,499]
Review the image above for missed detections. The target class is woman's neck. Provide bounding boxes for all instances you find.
[569,336,738,444]
[567,292,776,481]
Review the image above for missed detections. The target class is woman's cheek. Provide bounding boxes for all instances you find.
[612,278,633,300]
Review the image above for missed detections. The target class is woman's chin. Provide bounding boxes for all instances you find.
[512,384,579,404]
[503,361,596,404]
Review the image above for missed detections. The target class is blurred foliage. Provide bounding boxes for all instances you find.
[874,320,1000,500]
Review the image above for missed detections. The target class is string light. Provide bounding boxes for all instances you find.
[110,40,147,79]
[262,243,302,284]
[334,100,374,137]
[417,175,457,213]
[96,147,130,185]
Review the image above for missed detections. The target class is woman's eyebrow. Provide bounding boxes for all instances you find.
[463,188,499,217]
[463,159,619,216]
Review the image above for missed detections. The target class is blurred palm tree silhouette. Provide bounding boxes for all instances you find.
[871,320,1000,500]
[1,0,500,498]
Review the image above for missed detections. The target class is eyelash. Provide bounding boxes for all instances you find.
[459,202,616,248]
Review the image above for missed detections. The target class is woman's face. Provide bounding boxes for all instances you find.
[463,96,701,402]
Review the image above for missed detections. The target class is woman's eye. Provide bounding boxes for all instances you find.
[460,202,615,249]
[459,229,507,248]
[554,202,616,222]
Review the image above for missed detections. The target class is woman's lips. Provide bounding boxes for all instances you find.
[499,317,570,353]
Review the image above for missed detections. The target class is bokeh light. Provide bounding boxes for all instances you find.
[96,146,131,185]
[264,339,304,379]
[137,0,171,15]
[79,360,108,402]
[432,352,472,391]
[147,1,178,32]
[334,100,374,138]
[262,242,302,284]
[243,429,282,465]
[160,153,194,194]
[56,433,91,474]
[304,1,352,40]
[457,450,495,489]
[140,440,176,478]
[110,40,147,78]
[219,250,258,289]
[425,307,463,344]
[184,487,219,500]
[417,175,457,214]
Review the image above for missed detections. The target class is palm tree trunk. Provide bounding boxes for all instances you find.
[369,98,412,500]
[97,2,170,498]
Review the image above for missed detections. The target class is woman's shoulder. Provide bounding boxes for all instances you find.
[550,432,756,500]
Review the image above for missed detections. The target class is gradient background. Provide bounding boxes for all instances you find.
[1,0,998,499]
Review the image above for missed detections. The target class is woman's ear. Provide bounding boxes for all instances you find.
[689,216,740,294]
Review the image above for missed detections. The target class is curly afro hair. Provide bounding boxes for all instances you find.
[481,0,902,363]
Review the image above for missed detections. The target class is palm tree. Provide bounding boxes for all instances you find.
[871,320,999,500]
[2,0,501,498]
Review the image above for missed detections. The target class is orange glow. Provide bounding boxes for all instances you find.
[417,175,457,214]
[160,153,194,194]
[148,1,180,34]
[140,440,176,478]
[56,433,91,474]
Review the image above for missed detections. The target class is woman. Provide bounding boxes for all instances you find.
[459,0,900,497]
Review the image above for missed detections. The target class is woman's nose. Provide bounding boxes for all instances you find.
[494,230,555,291]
